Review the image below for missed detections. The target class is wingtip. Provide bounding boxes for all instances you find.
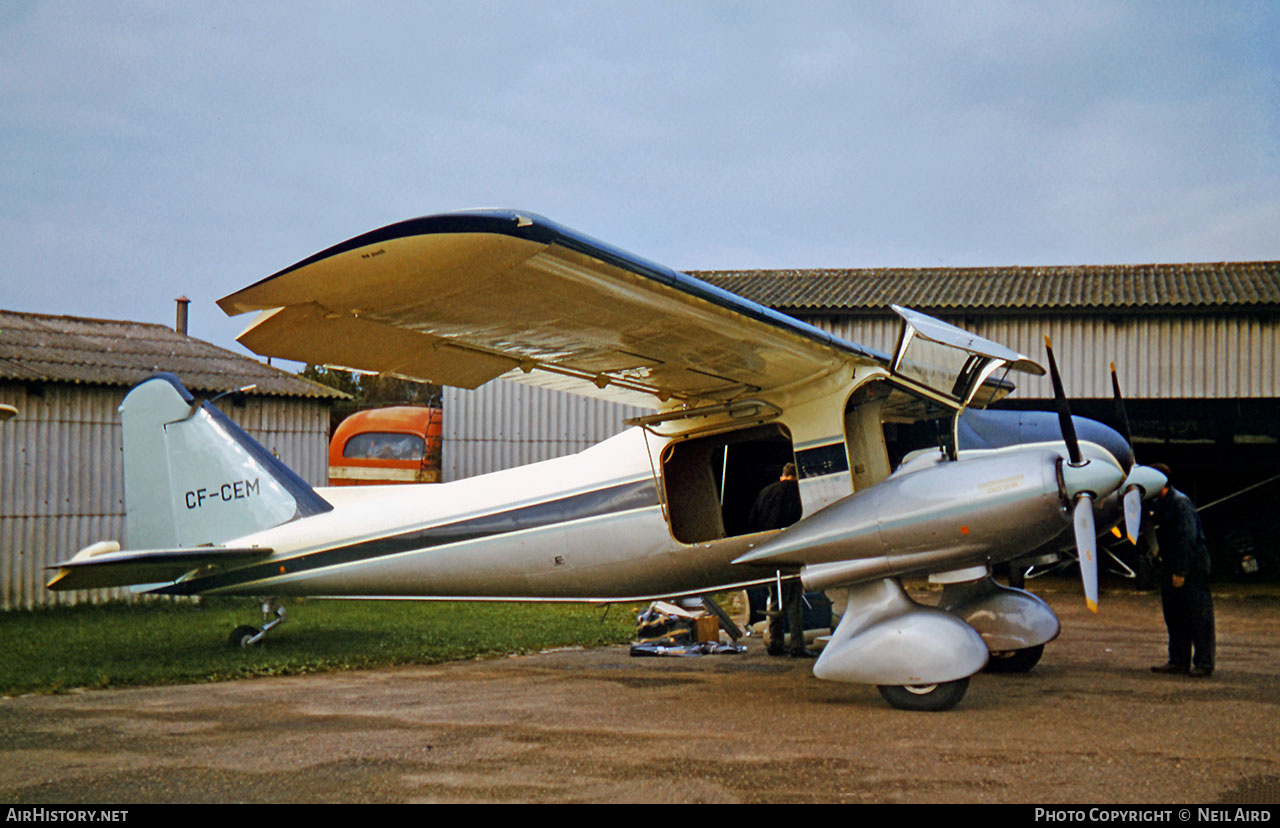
[1086,598,1098,614]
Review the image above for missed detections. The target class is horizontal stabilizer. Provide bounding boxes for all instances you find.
[46,541,273,591]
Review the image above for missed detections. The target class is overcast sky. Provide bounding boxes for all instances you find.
[3,1,1277,359]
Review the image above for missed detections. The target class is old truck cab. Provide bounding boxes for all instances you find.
[327,406,442,486]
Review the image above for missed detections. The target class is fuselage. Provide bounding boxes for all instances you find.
[157,428,764,599]
[153,407,1131,602]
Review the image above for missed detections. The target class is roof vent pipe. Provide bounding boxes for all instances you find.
[175,296,190,335]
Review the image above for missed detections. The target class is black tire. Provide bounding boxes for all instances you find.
[228,625,260,648]
[984,643,1045,673]
[876,677,969,711]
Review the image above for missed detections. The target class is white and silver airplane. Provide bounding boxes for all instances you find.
[47,210,1167,710]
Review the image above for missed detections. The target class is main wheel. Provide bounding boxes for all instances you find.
[876,677,969,711]
[984,643,1045,673]
[228,625,260,648]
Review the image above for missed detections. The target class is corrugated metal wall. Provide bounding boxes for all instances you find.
[810,313,1280,399]
[443,379,647,480]
[0,383,330,609]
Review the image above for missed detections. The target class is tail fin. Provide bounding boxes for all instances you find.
[122,373,332,548]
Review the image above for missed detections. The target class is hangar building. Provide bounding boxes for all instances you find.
[0,309,344,609]
[445,260,1280,579]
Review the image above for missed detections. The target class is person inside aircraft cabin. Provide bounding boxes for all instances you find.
[1148,463,1216,678]
[746,463,813,658]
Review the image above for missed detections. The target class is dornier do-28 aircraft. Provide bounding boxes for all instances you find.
[47,210,1169,711]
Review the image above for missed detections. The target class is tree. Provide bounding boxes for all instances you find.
[300,365,443,436]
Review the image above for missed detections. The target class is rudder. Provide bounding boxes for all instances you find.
[121,373,332,548]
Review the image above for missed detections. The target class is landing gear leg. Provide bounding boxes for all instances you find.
[227,599,286,648]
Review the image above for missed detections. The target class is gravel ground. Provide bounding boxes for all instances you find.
[2,582,1277,804]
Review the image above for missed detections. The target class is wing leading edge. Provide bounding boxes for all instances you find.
[218,210,891,407]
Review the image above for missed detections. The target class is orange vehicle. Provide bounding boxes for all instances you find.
[327,406,442,485]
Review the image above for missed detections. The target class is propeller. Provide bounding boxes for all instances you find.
[1073,496,1099,615]
[1109,363,1167,544]
[1045,336,1082,466]
[1044,336,1122,614]
[1110,363,1133,450]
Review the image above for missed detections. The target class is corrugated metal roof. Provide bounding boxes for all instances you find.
[0,309,345,399]
[691,261,1280,313]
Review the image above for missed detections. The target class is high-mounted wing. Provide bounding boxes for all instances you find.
[218,210,889,408]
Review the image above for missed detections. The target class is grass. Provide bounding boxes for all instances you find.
[0,597,638,696]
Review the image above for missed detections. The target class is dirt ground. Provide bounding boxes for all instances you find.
[2,582,1278,804]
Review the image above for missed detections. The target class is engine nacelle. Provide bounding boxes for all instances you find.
[936,575,1061,652]
[736,449,1070,578]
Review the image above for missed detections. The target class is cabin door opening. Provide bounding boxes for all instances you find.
[662,423,797,544]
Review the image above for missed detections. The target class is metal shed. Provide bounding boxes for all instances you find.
[695,261,1280,401]
[0,309,345,609]
[443,379,647,481]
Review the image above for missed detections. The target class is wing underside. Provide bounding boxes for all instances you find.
[218,211,889,407]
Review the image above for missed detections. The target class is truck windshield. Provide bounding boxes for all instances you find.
[342,432,426,461]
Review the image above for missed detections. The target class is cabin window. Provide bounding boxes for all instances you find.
[342,432,426,461]
[661,423,797,544]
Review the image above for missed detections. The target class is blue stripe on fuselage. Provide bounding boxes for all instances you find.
[149,477,661,595]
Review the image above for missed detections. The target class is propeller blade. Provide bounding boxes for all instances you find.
[1044,335,1083,466]
[1109,362,1134,448]
[1123,486,1143,545]
[1073,494,1099,613]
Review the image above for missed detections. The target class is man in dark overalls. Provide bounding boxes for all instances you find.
[746,463,813,657]
[1149,464,1215,678]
